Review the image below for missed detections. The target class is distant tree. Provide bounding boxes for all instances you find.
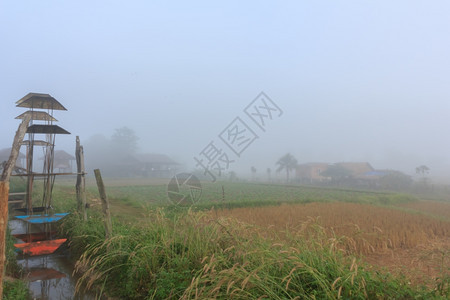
[111,127,139,157]
[415,165,429,177]
[415,165,430,185]
[84,134,113,172]
[267,168,272,182]
[379,171,413,191]
[276,153,298,183]
[251,166,257,181]
[320,164,352,184]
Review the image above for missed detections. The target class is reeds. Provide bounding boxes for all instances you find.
[61,208,441,299]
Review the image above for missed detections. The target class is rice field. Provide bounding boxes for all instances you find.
[209,202,450,254]
[396,200,450,220]
[209,201,450,287]
[47,180,450,298]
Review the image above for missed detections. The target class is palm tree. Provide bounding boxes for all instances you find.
[276,153,298,183]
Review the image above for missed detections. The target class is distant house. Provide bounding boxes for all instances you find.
[89,152,180,178]
[296,162,375,183]
[53,150,76,173]
[134,153,180,178]
[296,160,411,190]
[39,150,76,173]
[0,148,26,168]
[296,163,329,183]
[335,162,374,177]
[361,170,389,179]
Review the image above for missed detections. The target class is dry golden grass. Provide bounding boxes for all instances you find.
[210,202,450,255]
[396,200,450,220]
[209,202,450,287]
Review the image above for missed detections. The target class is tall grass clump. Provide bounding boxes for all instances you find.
[2,280,29,300]
[181,218,429,300]
[59,208,444,299]
[3,228,29,300]
[62,209,231,298]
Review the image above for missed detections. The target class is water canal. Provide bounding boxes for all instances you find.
[9,219,98,300]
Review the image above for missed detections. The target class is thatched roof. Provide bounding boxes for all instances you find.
[0,148,25,169]
[54,150,75,161]
[16,93,67,110]
[335,162,374,176]
[21,140,53,146]
[39,150,75,161]
[15,111,57,121]
[27,125,70,134]
[0,148,25,161]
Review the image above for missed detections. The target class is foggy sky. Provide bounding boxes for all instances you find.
[1,1,450,181]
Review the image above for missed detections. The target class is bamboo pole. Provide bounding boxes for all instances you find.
[79,145,87,221]
[0,115,30,299]
[25,140,34,214]
[75,136,87,220]
[75,138,82,212]
[94,169,112,239]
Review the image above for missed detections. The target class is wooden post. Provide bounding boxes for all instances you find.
[25,142,34,214]
[0,182,9,300]
[94,169,112,239]
[222,185,225,202]
[75,136,87,221]
[1,115,31,182]
[75,137,81,211]
[79,146,87,221]
[0,115,30,299]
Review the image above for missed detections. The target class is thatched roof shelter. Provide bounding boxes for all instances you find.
[16,93,67,110]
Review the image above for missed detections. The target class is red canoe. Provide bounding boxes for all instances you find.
[14,239,67,256]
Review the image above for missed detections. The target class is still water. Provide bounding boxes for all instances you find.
[9,219,99,300]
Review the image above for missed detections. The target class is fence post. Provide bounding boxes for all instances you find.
[94,169,112,239]
[0,114,30,299]
[75,136,87,220]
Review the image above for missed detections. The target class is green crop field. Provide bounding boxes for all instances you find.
[11,177,449,299]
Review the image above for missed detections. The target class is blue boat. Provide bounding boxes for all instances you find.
[15,213,69,224]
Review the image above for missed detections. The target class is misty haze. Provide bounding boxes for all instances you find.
[1,2,449,300]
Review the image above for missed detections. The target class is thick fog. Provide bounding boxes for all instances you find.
[1,2,450,182]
